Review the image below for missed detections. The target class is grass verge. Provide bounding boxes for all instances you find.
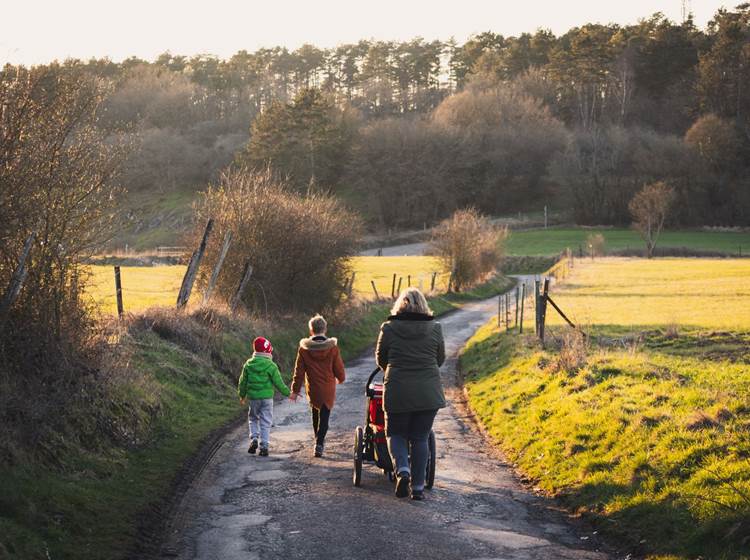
[460,322,750,560]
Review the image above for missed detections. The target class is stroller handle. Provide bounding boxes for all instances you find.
[366,367,382,397]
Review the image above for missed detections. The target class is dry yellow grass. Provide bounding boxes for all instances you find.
[350,256,448,299]
[85,265,185,314]
[547,257,750,330]
[85,256,449,314]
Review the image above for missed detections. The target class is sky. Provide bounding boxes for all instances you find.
[1,0,734,65]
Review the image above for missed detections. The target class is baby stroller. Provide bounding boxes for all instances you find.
[352,368,436,488]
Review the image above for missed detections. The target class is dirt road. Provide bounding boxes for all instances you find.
[163,296,610,560]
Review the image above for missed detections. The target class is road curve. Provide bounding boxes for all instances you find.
[163,296,610,560]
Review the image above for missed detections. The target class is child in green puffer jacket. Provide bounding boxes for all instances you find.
[237,337,290,456]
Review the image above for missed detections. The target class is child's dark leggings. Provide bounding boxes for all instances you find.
[311,405,331,445]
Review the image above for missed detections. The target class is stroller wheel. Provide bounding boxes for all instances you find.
[353,426,364,487]
[425,430,436,489]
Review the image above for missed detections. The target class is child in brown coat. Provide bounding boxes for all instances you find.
[290,314,346,457]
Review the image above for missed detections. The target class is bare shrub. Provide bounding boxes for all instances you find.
[0,65,127,464]
[192,167,363,313]
[552,328,588,374]
[585,233,606,258]
[664,322,680,339]
[430,209,507,291]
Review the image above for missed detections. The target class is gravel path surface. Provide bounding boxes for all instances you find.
[359,242,428,256]
[163,296,611,560]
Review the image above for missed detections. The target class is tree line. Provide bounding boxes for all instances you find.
[2,5,749,232]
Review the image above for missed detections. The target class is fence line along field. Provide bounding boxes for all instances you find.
[545,257,750,330]
[85,256,449,314]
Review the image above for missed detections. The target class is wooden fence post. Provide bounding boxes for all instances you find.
[0,231,36,318]
[396,276,403,296]
[534,279,541,336]
[505,292,510,331]
[114,266,124,319]
[539,278,550,345]
[177,219,213,309]
[370,280,381,300]
[202,230,232,305]
[515,286,520,327]
[497,294,502,328]
[430,272,437,292]
[391,273,397,299]
[348,272,356,297]
[407,275,411,287]
[230,261,253,312]
[518,283,526,334]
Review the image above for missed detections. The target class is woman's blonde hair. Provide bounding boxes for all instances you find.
[391,286,433,316]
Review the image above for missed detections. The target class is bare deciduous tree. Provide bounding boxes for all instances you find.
[628,181,676,258]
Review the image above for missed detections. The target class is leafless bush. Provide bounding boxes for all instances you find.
[192,167,363,313]
[552,328,589,374]
[585,233,606,258]
[664,322,680,339]
[430,209,507,291]
[0,65,127,463]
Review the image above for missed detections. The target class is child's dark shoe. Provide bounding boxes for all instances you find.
[248,439,258,454]
[314,444,324,457]
[395,472,410,498]
[410,489,424,501]
[259,447,269,457]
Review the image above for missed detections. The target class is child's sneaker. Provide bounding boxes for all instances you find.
[248,439,258,454]
[259,447,269,457]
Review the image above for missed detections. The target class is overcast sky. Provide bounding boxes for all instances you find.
[1,0,734,65]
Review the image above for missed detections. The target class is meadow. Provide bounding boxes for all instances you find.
[546,258,750,330]
[506,227,750,257]
[85,256,449,315]
[461,257,750,559]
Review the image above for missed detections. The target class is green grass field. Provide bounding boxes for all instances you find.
[506,227,750,256]
[461,258,750,559]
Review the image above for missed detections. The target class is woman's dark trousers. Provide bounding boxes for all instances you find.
[385,409,438,491]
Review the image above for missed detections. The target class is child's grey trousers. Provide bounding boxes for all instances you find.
[248,398,274,448]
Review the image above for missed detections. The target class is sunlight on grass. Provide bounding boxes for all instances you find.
[461,258,750,558]
[547,258,750,330]
[86,256,450,314]
[86,265,185,314]
[350,256,448,298]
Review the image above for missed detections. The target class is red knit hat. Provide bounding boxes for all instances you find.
[253,336,273,354]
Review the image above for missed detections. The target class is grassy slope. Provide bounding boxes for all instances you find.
[507,227,750,257]
[0,274,513,560]
[460,260,750,559]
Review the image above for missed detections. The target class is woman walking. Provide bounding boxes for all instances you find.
[291,314,346,457]
[376,287,445,500]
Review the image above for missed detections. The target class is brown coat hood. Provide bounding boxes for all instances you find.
[299,336,338,352]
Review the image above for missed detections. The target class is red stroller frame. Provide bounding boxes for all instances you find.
[352,368,436,488]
